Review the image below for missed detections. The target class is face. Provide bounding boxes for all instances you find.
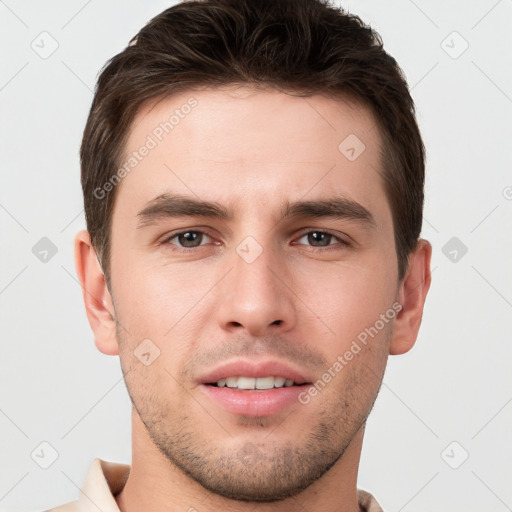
[108,86,400,501]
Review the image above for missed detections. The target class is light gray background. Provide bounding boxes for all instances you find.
[1,1,511,511]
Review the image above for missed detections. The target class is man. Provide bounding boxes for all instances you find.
[51,0,431,510]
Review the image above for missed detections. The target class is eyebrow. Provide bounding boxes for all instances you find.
[136,193,376,229]
[280,197,376,227]
[137,194,231,228]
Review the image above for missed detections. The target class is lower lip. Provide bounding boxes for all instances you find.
[200,384,309,417]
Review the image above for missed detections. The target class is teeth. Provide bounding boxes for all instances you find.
[238,377,256,390]
[255,377,274,389]
[225,377,238,387]
[216,376,297,389]
[274,377,286,387]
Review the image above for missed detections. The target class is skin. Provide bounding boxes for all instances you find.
[75,86,431,512]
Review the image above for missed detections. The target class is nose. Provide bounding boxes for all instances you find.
[215,240,297,337]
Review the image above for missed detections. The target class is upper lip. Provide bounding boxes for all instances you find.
[199,359,312,385]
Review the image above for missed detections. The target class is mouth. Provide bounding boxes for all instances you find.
[205,376,306,390]
[198,358,312,387]
[198,360,313,417]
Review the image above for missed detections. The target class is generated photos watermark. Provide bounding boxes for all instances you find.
[298,301,403,405]
[93,97,198,200]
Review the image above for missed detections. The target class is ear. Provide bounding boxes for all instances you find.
[389,239,432,355]
[74,230,119,355]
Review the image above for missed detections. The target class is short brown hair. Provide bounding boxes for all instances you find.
[81,0,425,284]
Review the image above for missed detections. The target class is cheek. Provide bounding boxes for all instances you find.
[111,255,208,333]
[300,259,397,338]
[111,258,217,382]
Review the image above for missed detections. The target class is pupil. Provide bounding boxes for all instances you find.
[309,232,330,246]
[179,232,201,247]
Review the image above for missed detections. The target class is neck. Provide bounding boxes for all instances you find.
[116,409,364,512]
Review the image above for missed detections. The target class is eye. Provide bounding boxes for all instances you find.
[164,230,213,249]
[294,230,348,248]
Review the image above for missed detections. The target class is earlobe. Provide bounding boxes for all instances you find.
[74,230,119,356]
[389,239,432,355]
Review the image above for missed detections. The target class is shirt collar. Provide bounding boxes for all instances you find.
[78,458,130,512]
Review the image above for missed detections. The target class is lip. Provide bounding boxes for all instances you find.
[197,359,313,418]
[198,359,312,385]
[200,383,310,417]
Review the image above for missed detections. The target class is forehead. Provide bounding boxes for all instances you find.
[114,86,389,228]
[129,85,380,160]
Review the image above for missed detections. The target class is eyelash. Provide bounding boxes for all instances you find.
[161,229,350,252]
